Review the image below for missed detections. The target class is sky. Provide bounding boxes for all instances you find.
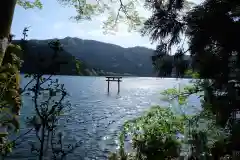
[12,0,201,49]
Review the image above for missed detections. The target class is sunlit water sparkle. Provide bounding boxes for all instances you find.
[6,76,200,160]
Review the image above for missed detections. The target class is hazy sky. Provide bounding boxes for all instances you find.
[12,0,201,49]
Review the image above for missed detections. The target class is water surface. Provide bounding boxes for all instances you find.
[8,76,200,159]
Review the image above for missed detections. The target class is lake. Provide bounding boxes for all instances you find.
[7,76,200,160]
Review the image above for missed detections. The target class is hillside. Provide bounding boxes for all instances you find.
[13,40,89,75]
[60,37,155,76]
[14,37,155,76]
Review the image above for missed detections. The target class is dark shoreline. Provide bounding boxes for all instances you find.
[20,73,194,79]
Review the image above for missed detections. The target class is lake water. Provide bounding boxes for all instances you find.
[7,76,200,160]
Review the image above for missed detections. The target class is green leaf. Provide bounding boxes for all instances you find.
[17,0,43,9]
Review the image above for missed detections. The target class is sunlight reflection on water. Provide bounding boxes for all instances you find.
[6,76,200,160]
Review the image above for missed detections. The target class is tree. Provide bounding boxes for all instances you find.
[23,39,81,160]
[0,29,84,159]
[141,0,240,158]
[0,0,43,150]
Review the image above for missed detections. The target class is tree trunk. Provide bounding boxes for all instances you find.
[39,124,46,160]
[0,0,17,66]
[0,0,17,146]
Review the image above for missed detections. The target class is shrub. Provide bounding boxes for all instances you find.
[109,106,185,160]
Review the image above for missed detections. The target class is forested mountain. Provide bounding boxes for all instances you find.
[55,37,155,76]
[13,37,191,77]
[13,39,83,75]
[13,37,155,76]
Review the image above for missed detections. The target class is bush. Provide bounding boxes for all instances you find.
[109,106,185,160]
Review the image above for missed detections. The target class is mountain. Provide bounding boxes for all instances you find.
[13,37,155,76]
[58,37,155,76]
[13,39,85,75]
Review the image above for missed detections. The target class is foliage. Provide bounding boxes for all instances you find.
[153,54,173,77]
[0,29,82,159]
[17,0,43,9]
[160,83,232,159]
[151,45,191,77]
[0,38,23,154]
[109,81,233,159]
[24,73,80,160]
[109,106,185,160]
[140,0,240,157]
[161,80,200,106]
[17,0,146,32]
[20,34,81,160]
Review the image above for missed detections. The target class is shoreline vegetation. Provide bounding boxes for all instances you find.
[20,73,193,79]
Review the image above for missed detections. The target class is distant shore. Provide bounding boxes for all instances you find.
[20,73,193,79]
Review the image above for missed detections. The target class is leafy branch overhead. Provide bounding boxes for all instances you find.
[57,0,146,32]
[17,0,147,32]
[17,0,43,9]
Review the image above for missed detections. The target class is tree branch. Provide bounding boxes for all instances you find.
[20,78,35,94]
